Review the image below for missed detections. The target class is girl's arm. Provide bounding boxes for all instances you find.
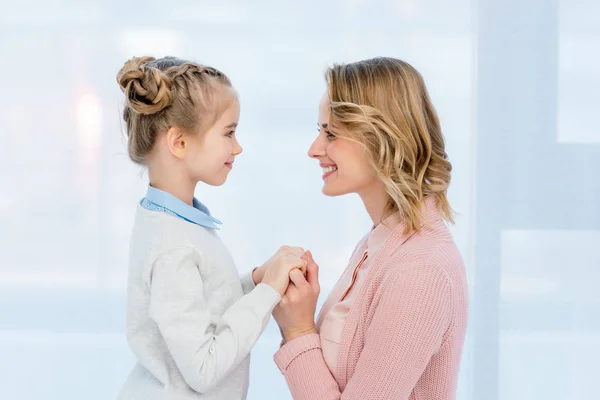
[148,246,281,394]
[240,267,258,295]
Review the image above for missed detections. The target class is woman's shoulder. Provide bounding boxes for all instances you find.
[379,220,465,288]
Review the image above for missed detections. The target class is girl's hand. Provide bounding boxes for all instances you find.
[261,246,307,296]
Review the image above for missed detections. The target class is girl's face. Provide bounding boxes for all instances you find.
[183,93,242,186]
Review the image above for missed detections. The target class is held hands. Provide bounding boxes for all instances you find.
[272,251,320,342]
[260,246,308,296]
[253,246,320,340]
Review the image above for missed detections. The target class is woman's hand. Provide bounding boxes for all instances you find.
[273,251,321,342]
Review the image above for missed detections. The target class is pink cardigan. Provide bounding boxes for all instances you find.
[274,200,468,399]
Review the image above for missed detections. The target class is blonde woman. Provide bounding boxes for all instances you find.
[266,57,469,399]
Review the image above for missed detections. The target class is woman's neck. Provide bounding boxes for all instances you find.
[358,181,390,226]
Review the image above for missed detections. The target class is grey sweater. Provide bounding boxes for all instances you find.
[118,206,281,399]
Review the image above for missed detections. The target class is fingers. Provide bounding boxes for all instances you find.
[296,260,307,275]
[289,268,309,289]
[282,277,300,302]
[280,245,305,258]
[287,246,305,258]
[300,259,308,274]
[303,250,314,263]
[306,258,320,292]
[278,246,312,276]
[285,254,307,271]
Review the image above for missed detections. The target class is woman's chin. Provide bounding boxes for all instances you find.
[322,183,348,197]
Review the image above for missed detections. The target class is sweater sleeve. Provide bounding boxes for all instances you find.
[239,269,257,295]
[274,264,452,400]
[148,247,281,394]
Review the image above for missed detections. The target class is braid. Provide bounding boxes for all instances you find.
[116,56,233,164]
[169,63,229,83]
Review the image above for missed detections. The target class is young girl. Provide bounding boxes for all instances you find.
[115,56,306,400]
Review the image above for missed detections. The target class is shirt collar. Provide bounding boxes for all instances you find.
[144,185,222,229]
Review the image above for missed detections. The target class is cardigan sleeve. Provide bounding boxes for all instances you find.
[274,264,453,400]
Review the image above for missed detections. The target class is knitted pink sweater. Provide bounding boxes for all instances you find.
[274,200,468,399]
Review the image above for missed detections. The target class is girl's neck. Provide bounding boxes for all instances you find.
[148,167,196,206]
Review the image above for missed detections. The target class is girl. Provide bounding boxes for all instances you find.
[269,57,469,399]
[116,56,306,400]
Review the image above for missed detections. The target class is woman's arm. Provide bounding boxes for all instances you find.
[274,264,452,400]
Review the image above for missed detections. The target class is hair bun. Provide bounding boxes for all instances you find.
[117,56,173,115]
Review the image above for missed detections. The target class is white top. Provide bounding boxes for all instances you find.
[118,205,281,400]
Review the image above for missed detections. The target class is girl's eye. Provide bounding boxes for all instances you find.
[225,131,234,138]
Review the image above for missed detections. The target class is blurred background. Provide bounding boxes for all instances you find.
[1,0,598,399]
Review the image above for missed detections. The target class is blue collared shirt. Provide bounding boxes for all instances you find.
[140,185,222,230]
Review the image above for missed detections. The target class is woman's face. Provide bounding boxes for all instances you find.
[308,92,378,197]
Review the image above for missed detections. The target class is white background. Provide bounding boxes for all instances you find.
[0,0,598,399]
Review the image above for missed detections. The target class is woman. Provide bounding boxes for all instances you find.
[270,57,468,399]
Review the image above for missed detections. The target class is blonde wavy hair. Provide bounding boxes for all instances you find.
[325,57,454,231]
